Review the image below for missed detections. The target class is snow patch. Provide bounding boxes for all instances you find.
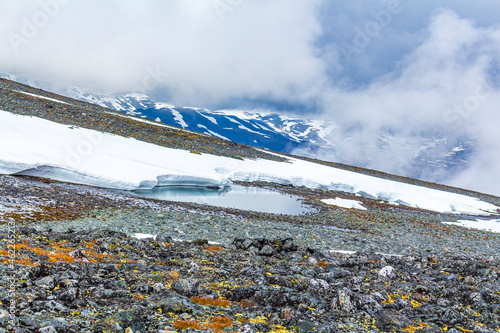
[155,102,175,109]
[442,219,500,233]
[131,233,157,240]
[171,109,188,128]
[321,198,367,210]
[197,125,229,140]
[13,90,71,105]
[197,112,218,125]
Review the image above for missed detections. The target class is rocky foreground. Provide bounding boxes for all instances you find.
[1,227,499,333]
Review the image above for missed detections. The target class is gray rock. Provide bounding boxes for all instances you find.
[0,308,8,319]
[331,288,355,313]
[57,270,79,281]
[296,320,316,332]
[133,283,152,294]
[153,282,167,292]
[308,278,329,290]
[155,296,199,314]
[39,326,57,333]
[240,324,256,333]
[378,266,396,279]
[384,297,408,310]
[259,245,275,256]
[242,239,253,250]
[35,276,55,289]
[376,311,413,330]
[282,238,296,252]
[247,246,259,256]
[319,268,351,282]
[44,300,69,313]
[58,288,78,303]
[229,286,257,301]
[357,294,383,315]
[239,266,266,285]
[171,278,200,297]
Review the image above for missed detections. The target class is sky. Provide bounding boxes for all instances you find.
[1,0,500,195]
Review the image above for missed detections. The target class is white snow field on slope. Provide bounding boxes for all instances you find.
[321,198,367,210]
[1,110,498,216]
[442,219,500,233]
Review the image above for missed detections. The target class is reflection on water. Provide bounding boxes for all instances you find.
[126,185,312,215]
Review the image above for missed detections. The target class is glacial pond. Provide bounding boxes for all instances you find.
[125,185,313,215]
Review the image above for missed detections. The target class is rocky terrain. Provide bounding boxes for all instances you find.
[1,225,499,333]
[1,174,500,333]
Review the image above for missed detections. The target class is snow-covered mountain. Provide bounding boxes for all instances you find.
[0,73,474,183]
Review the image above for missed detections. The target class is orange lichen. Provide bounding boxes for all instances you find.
[315,261,328,268]
[204,316,234,332]
[49,241,73,251]
[47,252,77,263]
[203,245,223,253]
[173,320,203,330]
[2,258,38,266]
[210,316,233,327]
[83,241,96,249]
[190,296,231,307]
[3,242,114,265]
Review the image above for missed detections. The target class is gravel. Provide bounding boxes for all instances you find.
[1,227,499,332]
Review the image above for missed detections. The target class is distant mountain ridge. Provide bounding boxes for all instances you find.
[64,92,337,154]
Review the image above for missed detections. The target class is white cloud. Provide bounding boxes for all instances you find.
[0,0,325,106]
[314,10,500,195]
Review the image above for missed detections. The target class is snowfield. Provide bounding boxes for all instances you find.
[1,110,498,216]
[321,198,367,210]
[442,219,500,233]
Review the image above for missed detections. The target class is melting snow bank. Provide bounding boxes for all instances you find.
[1,110,499,216]
[443,219,500,233]
[321,198,367,210]
[12,90,71,105]
[131,233,157,240]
